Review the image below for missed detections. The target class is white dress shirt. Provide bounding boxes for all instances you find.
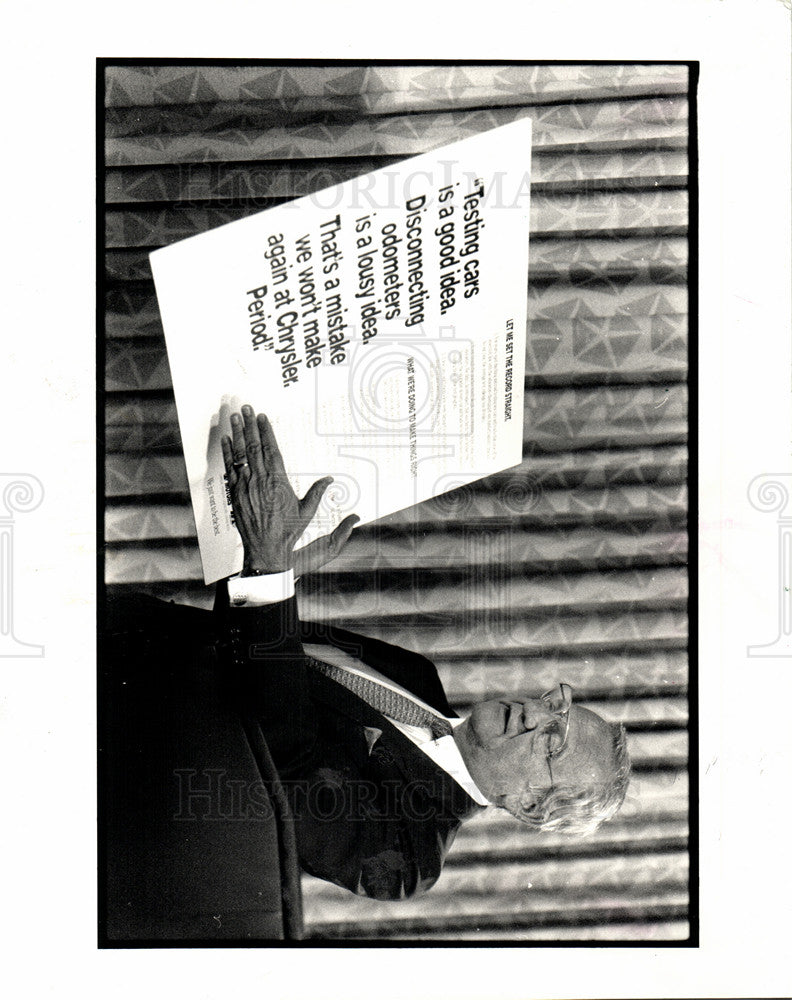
[227,570,490,807]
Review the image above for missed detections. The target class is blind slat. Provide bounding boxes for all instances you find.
[106,97,687,166]
[105,64,688,107]
[105,149,687,205]
[437,652,688,703]
[402,920,689,941]
[327,609,688,657]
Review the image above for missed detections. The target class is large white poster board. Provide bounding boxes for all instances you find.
[150,118,531,583]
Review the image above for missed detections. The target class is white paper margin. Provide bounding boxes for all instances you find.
[1,2,790,998]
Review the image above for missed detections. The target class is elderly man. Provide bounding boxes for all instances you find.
[215,404,631,901]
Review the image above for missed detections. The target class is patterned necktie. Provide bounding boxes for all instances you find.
[305,655,453,740]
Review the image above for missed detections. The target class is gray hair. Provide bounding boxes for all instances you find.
[503,722,631,837]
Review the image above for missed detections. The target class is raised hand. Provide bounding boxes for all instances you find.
[292,513,359,577]
[221,404,358,576]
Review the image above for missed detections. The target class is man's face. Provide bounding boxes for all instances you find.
[454,683,616,807]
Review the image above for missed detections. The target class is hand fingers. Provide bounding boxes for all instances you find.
[291,536,325,577]
[292,513,359,576]
[241,404,265,475]
[299,476,334,528]
[257,413,287,476]
[332,513,360,549]
[221,434,236,485]
[230,412,249,479]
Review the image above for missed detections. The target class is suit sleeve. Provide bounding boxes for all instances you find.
[219,586,318,778]
[217,584,449,900]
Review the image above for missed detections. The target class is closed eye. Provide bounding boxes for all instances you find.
[542,720,566,756]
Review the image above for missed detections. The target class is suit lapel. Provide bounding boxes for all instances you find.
[305,668,479,821]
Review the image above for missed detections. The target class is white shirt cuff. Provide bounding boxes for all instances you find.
[227,568,295,607]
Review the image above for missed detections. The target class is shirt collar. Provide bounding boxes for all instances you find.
[438,718,491,806]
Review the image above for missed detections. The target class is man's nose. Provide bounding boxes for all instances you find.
[521,701,559,730]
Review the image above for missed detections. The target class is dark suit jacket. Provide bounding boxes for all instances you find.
[101,594,305,939]
[221,590,483,900]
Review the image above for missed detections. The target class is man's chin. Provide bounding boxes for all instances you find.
[468,701,506,747]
